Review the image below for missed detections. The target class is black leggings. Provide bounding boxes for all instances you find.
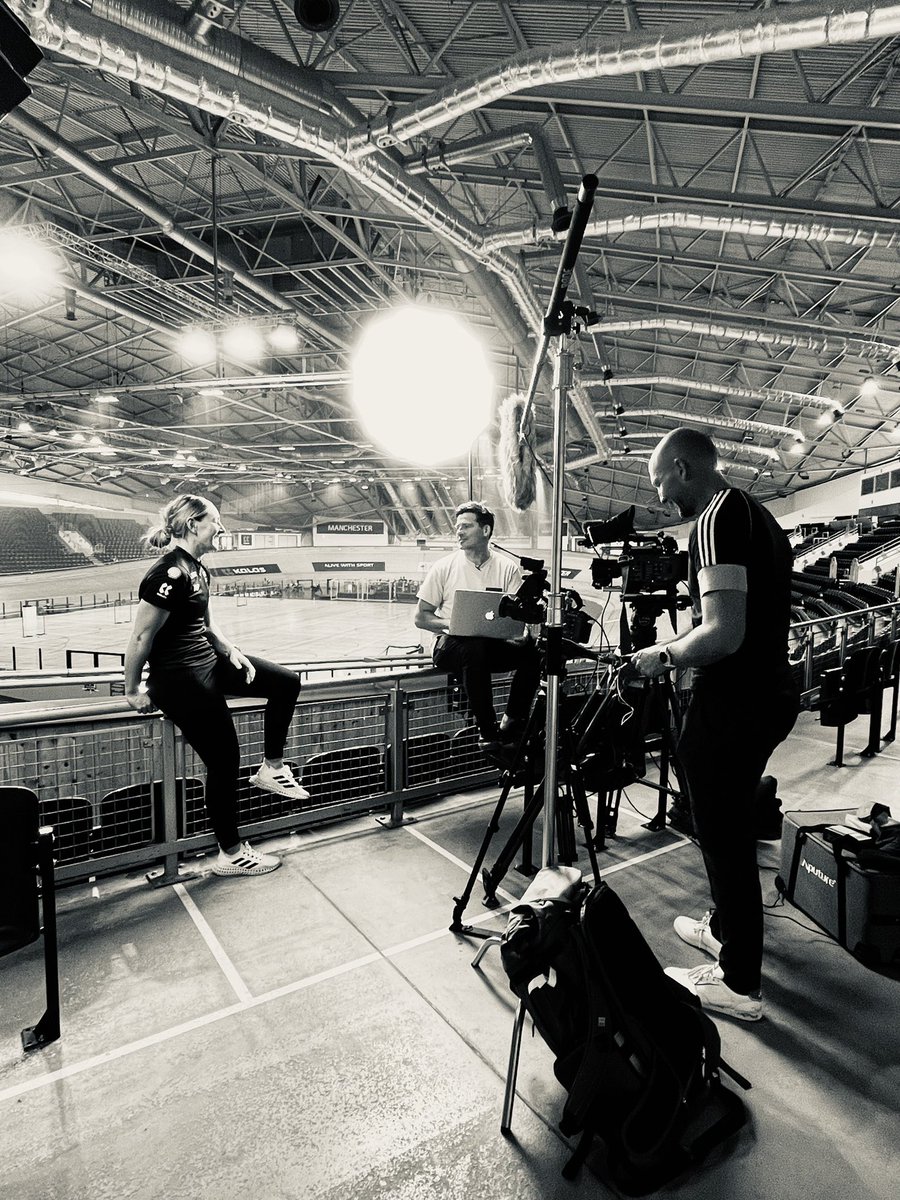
[147,655,301,849]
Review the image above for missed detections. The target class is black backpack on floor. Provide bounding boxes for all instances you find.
[500,879,749,1195]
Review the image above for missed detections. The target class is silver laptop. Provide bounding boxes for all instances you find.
[448,589,526,639]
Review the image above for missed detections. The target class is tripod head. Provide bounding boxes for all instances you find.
[623,591,693,653]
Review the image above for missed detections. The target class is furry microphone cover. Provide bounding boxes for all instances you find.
[498,392,537,511]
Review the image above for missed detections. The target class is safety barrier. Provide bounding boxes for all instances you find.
[0,596,897,890]
[0,666,597,887]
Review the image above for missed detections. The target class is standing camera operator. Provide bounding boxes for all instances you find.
[415,501,541,752]
[631,429,799,1022]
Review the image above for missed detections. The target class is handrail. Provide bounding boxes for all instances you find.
[792,521,858,565]
[858,533,900,563]
[0,653,431,691]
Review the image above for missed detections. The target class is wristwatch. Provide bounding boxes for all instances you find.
[658,647,674,669]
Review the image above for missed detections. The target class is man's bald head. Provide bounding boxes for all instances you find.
[649,427,723,519]
[652,428,718,475]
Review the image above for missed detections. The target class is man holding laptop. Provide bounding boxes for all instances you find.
[415,501,541,752]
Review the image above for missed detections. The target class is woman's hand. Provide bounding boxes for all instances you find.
[228,646,255,684]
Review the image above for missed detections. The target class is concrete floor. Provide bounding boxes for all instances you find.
[1,711,898,1200]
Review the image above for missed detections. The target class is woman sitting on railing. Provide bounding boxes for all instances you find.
[123,494,308,878]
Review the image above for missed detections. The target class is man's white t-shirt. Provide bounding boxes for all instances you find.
[417,549,522,628]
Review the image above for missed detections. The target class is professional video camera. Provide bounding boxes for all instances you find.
[496,554,592,644]
[579,506,688,598]
[578,505,690,652]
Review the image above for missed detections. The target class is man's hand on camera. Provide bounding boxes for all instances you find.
[630,646,673,679]
[126,690,156,713]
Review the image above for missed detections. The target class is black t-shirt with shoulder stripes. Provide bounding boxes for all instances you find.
[687,487,793,691]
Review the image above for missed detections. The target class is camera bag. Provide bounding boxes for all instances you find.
[779,809,900,969]
[500,879,747,1194]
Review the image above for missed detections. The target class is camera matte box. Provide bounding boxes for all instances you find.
[781,810,900,968]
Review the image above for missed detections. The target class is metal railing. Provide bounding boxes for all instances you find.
[0,597,897,891]
[0,658,609,889]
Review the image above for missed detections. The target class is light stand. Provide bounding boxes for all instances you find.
[519,174,599,872]
[449,175,601,937]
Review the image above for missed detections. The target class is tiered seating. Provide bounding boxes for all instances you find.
[0,508,93,575]
[47,512,148,563]
[877,566,897,593]
[828,526,900,579]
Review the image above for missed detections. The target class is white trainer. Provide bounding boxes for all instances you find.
[213,841,281,877]
[249,762,310,802]
[665,963,762,1022]
[673,911,723,959]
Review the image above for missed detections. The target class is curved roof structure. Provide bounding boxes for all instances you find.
[2,0,899,535]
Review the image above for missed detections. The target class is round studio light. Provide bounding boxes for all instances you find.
[0,228,64,299]
[268,323,300,353]
[350,305,494,465]
[222,324,265,363]
[179,327,217,364]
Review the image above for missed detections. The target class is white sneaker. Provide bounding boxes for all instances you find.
[665,963,762,1022]
[673,911,723,959]
[213,841,281,877]
[249,762,310,802]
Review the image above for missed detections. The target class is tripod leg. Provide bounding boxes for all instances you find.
[555,781,578,865]
[501,999,527,1136]
[450,775,518,932]
[607,786,623,836]
[515,770,537,877]
[482,784,547,906]
[568,767,602,885]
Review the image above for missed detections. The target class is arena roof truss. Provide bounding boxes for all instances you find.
[1,0,899,536]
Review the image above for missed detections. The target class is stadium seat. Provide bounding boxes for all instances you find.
[0,786,60,1050]
[818,644,884,766]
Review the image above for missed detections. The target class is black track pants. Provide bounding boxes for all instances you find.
[432,634,541,739]
[676,674,799,995]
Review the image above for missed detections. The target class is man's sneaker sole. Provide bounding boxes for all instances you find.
[665,965,763,1022]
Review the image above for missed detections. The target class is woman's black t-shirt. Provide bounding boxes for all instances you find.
[138,547,217,674]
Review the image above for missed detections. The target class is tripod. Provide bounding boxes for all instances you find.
[449,651,603,936]
[611,591,690,834]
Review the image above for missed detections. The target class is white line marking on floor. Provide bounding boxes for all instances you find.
[599,837,690,875]
[0,827,687,1107]
[401,824,518,905]
[173,882,252,1003]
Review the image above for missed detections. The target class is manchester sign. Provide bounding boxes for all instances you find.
[314,521,385,535]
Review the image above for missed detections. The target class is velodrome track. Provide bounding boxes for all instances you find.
[0,549,625,674]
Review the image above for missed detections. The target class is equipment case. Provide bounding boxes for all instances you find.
[780,810,900,968]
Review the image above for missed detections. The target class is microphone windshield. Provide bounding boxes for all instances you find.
[498,392,537,511]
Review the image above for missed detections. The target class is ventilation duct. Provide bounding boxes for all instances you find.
[294,1,340,34]
[17,0,900,363]
[353,1,900,152]
[567,434,776,472]
[596,317,898,365]
[586,374,844,415]
[484,207,900,255]
[603,407,801,443]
